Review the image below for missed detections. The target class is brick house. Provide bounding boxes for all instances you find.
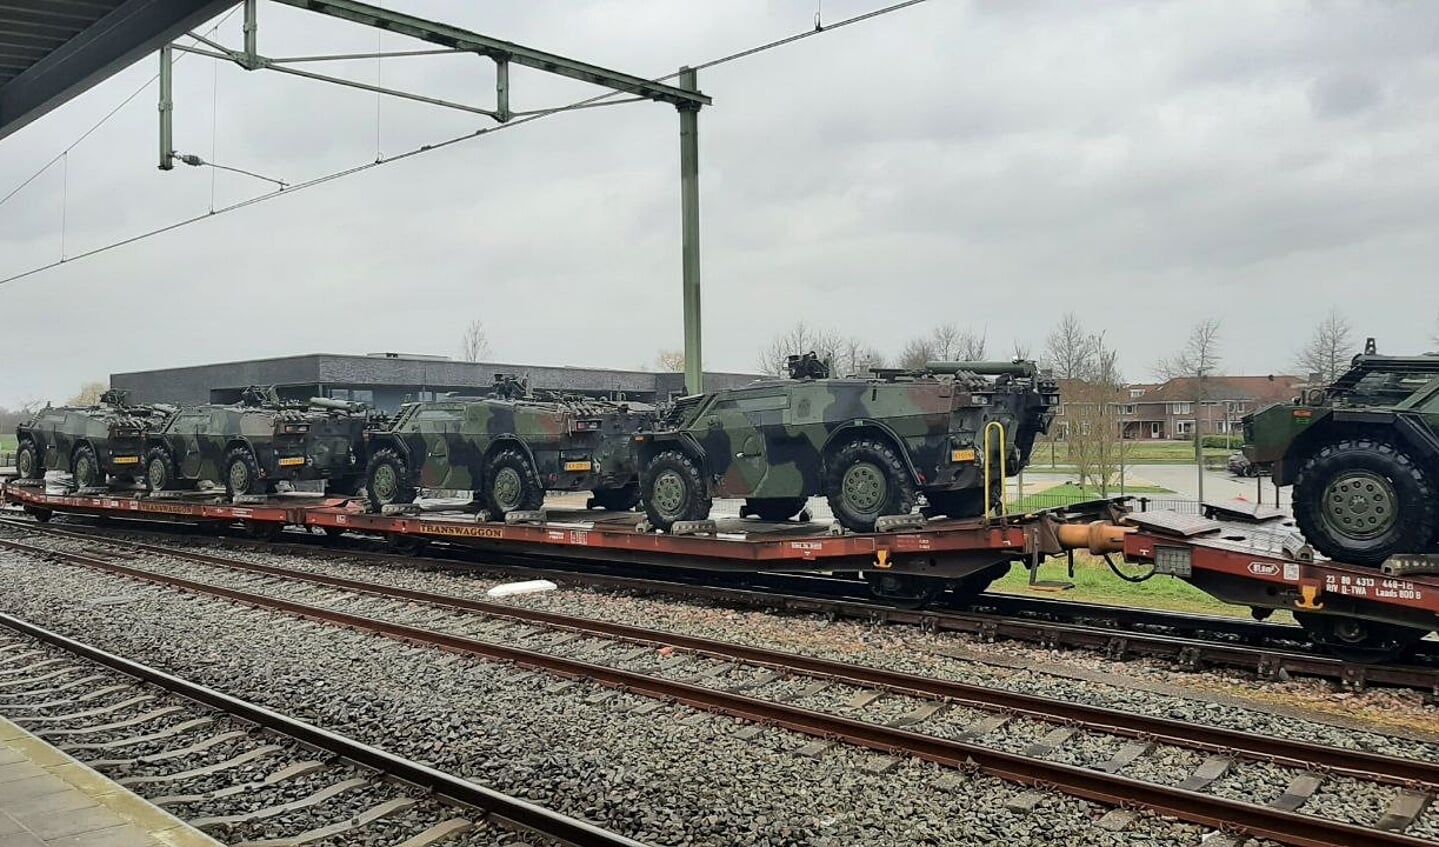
[1053,375,1303,440]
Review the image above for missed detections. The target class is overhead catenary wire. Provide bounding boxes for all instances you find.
[0,0,931,288]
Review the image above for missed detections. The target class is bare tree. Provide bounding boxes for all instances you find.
[1042,312,1098,381]
[927,323,987,361]
[930,324,962,360]
[67,381,106,405]
[758,323,875,376]
[655,349,686,372]
[1156,317,1223,503]
[832,338,886,377]
[1011,339,1032,360]
[1432,313,1439,347]
[1068,336,1126,494]
[960,327,988,360]
[459,319,491,362]
[758,322,821,376]
[1155,317,1222,382]
[897,337,936,370]
[1294,309,1355,384]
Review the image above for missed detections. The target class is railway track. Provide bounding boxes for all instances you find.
[2,525,1436,847]
[0,613,644,847]
[6,514,1435,697]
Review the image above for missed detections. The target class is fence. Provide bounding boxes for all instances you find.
[1007,490,1290,516]
[1008,491,1204,515]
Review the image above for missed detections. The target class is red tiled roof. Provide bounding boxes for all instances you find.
[1138,375,1302,404]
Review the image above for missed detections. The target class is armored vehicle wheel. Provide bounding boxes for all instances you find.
[485,450,544,516]
[742,497,809,522]
[15,442,43,480]
[72,444,104,489]
[144,447,176,492]
[589,483,641,512]
[925,488,989,520]
[824,438,917,533]
[1293,612,1428,663]
[365,449,416,511]
[223,447,263,497]
[1292,438,1437,566]
[641,450,712,531]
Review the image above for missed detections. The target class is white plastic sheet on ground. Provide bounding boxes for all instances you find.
[485,580,558,598]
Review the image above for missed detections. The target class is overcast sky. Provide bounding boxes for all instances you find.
[2,0,1438,406]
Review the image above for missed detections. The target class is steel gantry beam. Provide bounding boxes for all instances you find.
[269,0,706,109]
[158,0,713,394]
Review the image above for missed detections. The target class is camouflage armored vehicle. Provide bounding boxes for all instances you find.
[15,390,172,488]
[143,387,372,497]
[362,376,655,516]
[636,353,1060,533]
[1243,340,1439,565]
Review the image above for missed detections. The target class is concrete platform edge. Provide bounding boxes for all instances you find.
[0,715,223,847]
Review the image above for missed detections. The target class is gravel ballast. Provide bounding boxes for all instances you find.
[0,547,1284,847]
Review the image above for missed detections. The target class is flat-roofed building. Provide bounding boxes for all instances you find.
[112,353,762,411]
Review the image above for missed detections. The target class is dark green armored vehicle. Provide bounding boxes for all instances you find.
[144,387,372,497]
[636,354,1060,532]
[1243,340,1439,565]
[362,377,655,516]
[15,390,171,488]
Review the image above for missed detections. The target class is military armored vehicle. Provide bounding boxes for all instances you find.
[362,376,655,516]
[143,387,372,497]
[636,353,1060,533]
[15,390,172,488]
[1243,340,1439,566]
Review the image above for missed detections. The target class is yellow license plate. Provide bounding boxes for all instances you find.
[950,448,976,463]
[564,460,593,472]
[112,456,140,465]
[278,457,306,467]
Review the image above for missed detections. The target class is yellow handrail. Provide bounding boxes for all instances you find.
[982,421,1007,520]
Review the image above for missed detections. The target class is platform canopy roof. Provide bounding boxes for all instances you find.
[0,0,236,142]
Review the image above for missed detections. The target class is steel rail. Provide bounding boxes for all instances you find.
[5,517,1437,693]
[15,522,1437,788]
[0,611,648,847]
[0,537,1429,847]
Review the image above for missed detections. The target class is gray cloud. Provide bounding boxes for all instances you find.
[2,0,1438,405]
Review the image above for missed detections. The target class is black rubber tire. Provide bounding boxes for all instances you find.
[484,449,545,516]
[641,450,712,531]
[1292,438,1438,566]
[925,488,989,520]
[144,447,176,492]
[824,437,917,533]
[589,483,642,512]
[15,441,43,480]
[223,447,263,497]
[365,448,416,511]
[72,444,104,489]
[742,497,809,522]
